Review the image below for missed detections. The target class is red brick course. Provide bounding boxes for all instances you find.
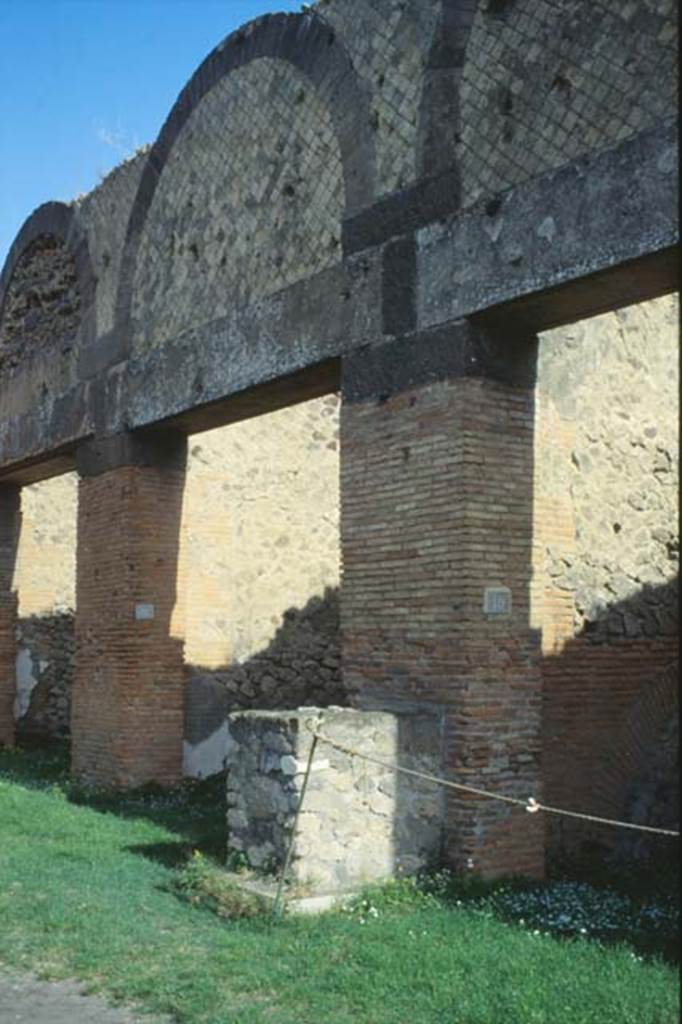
[543,634,677,852]
[341,378,544,877]
[71,462,186,787]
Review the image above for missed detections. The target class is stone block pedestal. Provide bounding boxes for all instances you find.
[225,706,444,893]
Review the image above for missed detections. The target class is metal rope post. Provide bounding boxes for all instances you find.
[272,732,319,918]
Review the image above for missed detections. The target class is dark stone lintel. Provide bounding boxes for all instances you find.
[342,320,538,403]
[342,167,460,254]
[76,431,187,478]
[382,235,416,335]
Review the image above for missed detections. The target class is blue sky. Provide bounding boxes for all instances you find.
[0,0,298,266]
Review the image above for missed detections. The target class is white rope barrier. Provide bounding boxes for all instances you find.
[309,728,680,839]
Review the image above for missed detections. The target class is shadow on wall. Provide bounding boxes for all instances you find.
[12,587,345,775]
[543,575,679,869]
[12,560,678,877]
[14,613,74,743]
[184,586,348,778]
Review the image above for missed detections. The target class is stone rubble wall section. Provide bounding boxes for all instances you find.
[182,395,340,666]
[14,474,77,618]
[12,473,77,738]
[184,588,344,779]
[535,294,678,644]
[15,614,74,739]
[13,396,342,747]
[225,707,444,890]
[131,58,344,353]
[187,589,342,714]
[180,395,343,774]
[0,237,80,377]
[534,293,679,857]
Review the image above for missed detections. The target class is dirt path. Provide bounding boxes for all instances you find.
[0,968,172,1023]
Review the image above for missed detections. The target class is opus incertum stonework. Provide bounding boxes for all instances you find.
[0,0,678,880]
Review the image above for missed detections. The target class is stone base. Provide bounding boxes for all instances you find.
[225,706,444,893]
[225,872,360,915]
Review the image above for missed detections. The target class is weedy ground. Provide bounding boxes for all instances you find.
[0,742,678,1024]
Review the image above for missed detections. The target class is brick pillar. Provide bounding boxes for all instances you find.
[72,433,187,787]
[0,485,20,746]
[341,322,544,878]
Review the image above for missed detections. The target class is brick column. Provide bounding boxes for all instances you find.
[72,433,187,787]
[0,485,20,747]
[341,322,544,878]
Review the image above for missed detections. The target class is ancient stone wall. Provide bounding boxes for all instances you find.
[536,295,678,635]
[0,237,82,429]
[15,614,75,740]
[11,394,342,764]
[182,394,344,777]
[0,238,80,374]
[12,474,77,738]
[183,395,340,666]
[225,707,444,888]
[318,0,440,195]
[0,0,676,867]
[533,293,679,858]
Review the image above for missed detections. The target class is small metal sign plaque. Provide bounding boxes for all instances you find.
[483,587,512,616]
[134,602,156,621]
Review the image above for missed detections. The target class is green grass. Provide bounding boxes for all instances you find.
[0,743,679,1024]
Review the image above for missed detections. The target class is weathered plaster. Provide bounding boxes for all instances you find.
[13,648,41,721]
[183,721,230,779]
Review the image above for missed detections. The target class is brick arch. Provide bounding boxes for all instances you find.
[115,12,375,340]
[0,202,97,359]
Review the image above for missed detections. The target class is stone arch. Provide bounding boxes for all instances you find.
[416,0,481,182]
[116,12,375,348]
[316,0,442,197]
[0,203,96,374]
